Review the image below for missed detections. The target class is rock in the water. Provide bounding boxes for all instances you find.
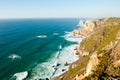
[45,78,49,80]
[64,62,68,66]
[62,69,66,72]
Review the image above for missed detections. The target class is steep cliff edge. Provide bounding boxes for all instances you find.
[52,17,120,80]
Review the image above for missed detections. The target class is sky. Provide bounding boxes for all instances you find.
[0,0,120,19]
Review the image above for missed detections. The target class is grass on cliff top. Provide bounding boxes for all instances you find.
[80,24,120,53]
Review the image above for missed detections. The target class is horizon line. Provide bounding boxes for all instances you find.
[0,16,119,20]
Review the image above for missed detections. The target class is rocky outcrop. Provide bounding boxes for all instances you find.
[75,53,99,80]
[73,17,120,37]
[64,62,68,66]
[73,19,104,37]
[52,17,120,80]
[77,20,85,27]
[72,29,80,36]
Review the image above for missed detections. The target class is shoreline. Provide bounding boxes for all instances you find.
[26,32,83,80]
[52,17,120,80]
[50,33,83,79]
[12,35,82,80]
[51,26,84,79]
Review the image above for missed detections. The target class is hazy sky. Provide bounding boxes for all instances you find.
[0,0,120,18]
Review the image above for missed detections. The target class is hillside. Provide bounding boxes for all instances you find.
[52,17,120,80]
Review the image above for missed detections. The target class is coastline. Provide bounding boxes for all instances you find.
[27,30,83,80]
[12,18,83,80]
[51,21,85,80]
[52,17,120,80]
[4,19,81,80]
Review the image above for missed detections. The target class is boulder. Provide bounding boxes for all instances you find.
[64,62,68,66]
[62,69,66,72]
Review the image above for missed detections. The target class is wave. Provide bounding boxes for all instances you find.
[28,44,79,80]
[8,54,21,60]
[28,32,82,80]
[59,45,62,50]
[53,33,59,35]
[56,45,62,58]
[51,45,79,78]
[28,62,55,80]
[63,32,83,43]
[11,71,28,80]
[36,35,47,39]
[64,31,70,34]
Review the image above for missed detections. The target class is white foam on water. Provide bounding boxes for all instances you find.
[12,71,28,80]
[52,44,79,77]
[8,54,21,60]
[59,45,62,50]
[28,62,55,80]
[53,33,59,35]
[36,35,47,39]
[28,32,83,80]
[28,44,79,80]
[64,32,83,43]
[64,31,70,34]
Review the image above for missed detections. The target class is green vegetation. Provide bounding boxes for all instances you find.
[80,24,120,53]
[56,56,90,80]
[97,50,106,55]
[114,67,120,72]
[98,25,120,49]
[85,50,113,79]
[53,18,120,80]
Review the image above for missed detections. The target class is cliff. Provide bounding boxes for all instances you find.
[52,17,120,80]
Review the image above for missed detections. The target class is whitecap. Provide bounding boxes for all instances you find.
[51,45,79,77]
[53,33,59,35]
[64,31,70,34]
[59,45,62,50]
[28,45,79,79]
[62,32,83,43]
[12,71,28,80]
[28,62,55,80]
[28,31,83,79]
[8,54,21,60]
[36,35,47,38]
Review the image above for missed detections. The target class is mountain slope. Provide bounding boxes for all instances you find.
[52,17,120,80]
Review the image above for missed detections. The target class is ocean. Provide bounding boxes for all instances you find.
[0,18,83,80]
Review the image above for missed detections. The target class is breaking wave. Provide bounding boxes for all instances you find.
[27,32,83,80]
[8,54,21,60]
[36,35,47,39]
[53,33,59,35]
[11,71,28,80]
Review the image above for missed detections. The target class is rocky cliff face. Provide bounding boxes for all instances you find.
[73,19,103,37]
[52,17,120,80]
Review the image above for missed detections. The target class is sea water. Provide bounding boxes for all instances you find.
[0,18,84,80]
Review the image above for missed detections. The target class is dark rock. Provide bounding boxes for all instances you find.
[74,47,77,50]
[56,63,60,66]
[62,69,65,72]
[45,78,49,80]
[75,52,79,55]
[64,62,68,66]
[52,65,55,67]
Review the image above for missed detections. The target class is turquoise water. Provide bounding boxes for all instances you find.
[0,18,81,80]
